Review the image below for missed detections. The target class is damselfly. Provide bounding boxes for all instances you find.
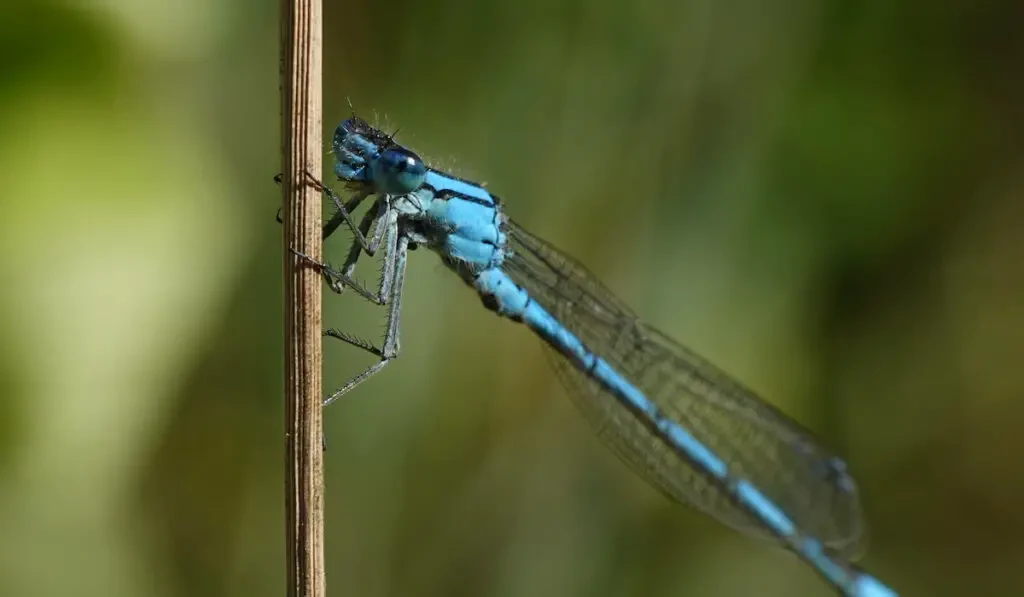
[289,116,897,597]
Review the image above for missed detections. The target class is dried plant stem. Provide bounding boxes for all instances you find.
[280,0,324,595]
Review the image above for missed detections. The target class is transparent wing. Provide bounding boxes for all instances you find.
[503,220,865,558]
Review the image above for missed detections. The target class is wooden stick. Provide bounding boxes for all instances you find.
[280,0,324,595]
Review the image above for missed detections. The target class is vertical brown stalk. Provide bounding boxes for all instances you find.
[280,0,324,595]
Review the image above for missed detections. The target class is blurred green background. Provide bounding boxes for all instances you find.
[1,0,1022,595]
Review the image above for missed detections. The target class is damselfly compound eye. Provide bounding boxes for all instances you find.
[373,148,427,195]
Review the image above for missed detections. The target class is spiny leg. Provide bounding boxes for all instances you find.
[273,171,375,245]
[322,234,410,406]
[300,171,386,254]
[314,196,391,299]
[336,201,381,280]
[290,173,394,300]
[322,188,371,241]
[291,205,396,304]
